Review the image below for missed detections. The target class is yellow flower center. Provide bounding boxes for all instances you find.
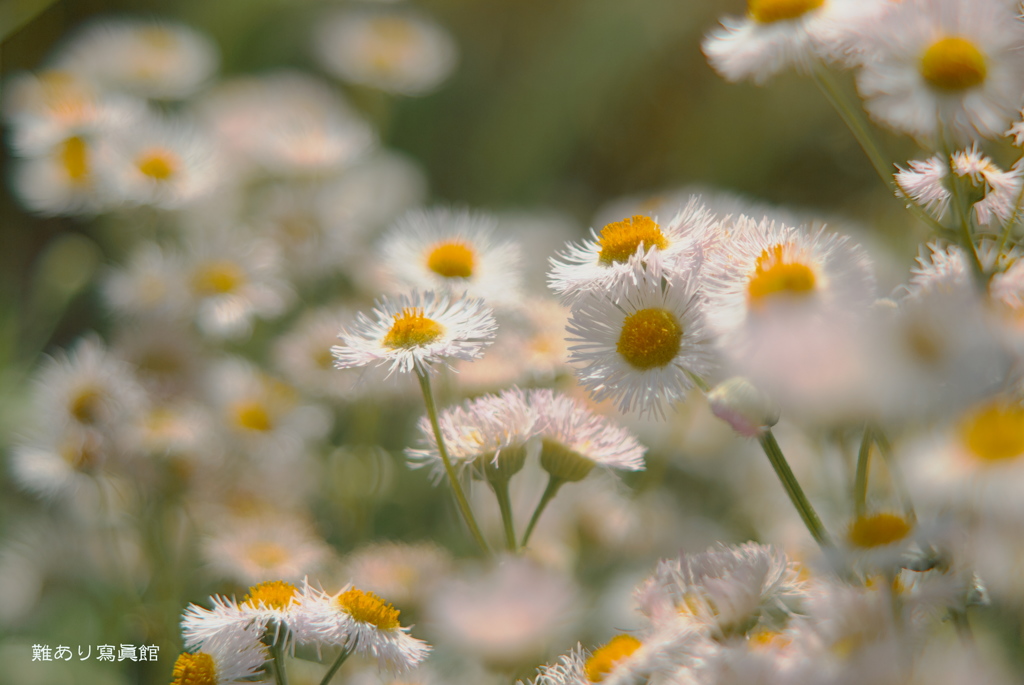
[382,308,445,349]
[427,241,476,279]
[336,587,401,631]
[59,437,100,470]
[958,400,1024,462]
[314,347,336,370]
[192,260,245,296]
[616,308,683,370]
[242,580,298,610]
[747,243,817,306]
[367,18,418,73]
[847,512,913,549]
[232,400,274,433]
[247,541,290,569]
[749,628,793,651]
[920,37,987,92]
[171,651,218,685]
[139,27,177,49]
[748,0,825,23]
[584,635,643,683]
[69,386,103,424]
[136,148,179,180]
[597,216,667,265]
[60,135,90,182]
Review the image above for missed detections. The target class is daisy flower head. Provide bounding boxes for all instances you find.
[854,0,1024,143]
[549,198,715,306]
[313,6,458,96]
[636,542,808,639]
[529,389,646,483]
[406,387,537,482]
[182,226,293,340]
[839,510,920,573]
[566,262,715,418]
[380,208,523,308]
[702,0,858,84]
[898,147,1024,225]
[31,334,146,434]
[51,19,218,100]
[705,216,875,337]
[303,584,431,671]
[202,513,332,585]
[332,290,497,376]
[904,395,1024,522]
[170,624,268,685]
[95,111,222,209]
[11,136,110,216]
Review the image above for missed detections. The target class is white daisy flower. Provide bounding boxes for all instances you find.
[380,208,523,308]
[52,19,218,100]
[198,71,376,178]
[854,0,1024,142]
[202,514,332,585]
[549,198,715,306]
[10,136,110,216]
[170,624,268,685]
[332,290,497,376]
[8,426,107,500]
[897,147,1024,225]
[529,631,702,685]
[183,580,303,650]
[30,335,146,434]
[702,0,859,84]
[313,7,458,96]
[636,542,809,639]
[530,389,646,482]
[704,216,875,339]
[566,262,715,417]
[904,395,1024,523]
[206,357,330,461]
[895,155,952,219]
[181,226,294,339]
[406,387,538,481]
[95,112,222,209]
[301,584,431,671]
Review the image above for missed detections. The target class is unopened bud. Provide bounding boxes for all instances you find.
[707,377,780,437]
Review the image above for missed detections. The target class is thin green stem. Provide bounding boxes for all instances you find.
[521,476,565,548]
[415,369,491,556]
[946,161,988,284]
[854,425,872,517]
[811,66,949,236]
[318,647,351,685]
[490,479,518,553]
[871,427,916,520]
[271,637,288,685]
[757,430,833,550]
[686,370,711,393]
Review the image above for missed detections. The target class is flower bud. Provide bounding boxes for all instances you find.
[707,377,780,437]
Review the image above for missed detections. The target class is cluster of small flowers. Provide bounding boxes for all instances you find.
[174,578,429,683]
[529,541,1013,685]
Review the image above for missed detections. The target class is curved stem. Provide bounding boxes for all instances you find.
[415,369,491,556]
[811,65,948,236]
[521,476,564,548]
[490,479,518,553]
[854,425,872,517]
[318,647,351,685]
[945,158,988,284]
[271,637,288,685]
[871,427,916,520]
[758,430,833,550]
